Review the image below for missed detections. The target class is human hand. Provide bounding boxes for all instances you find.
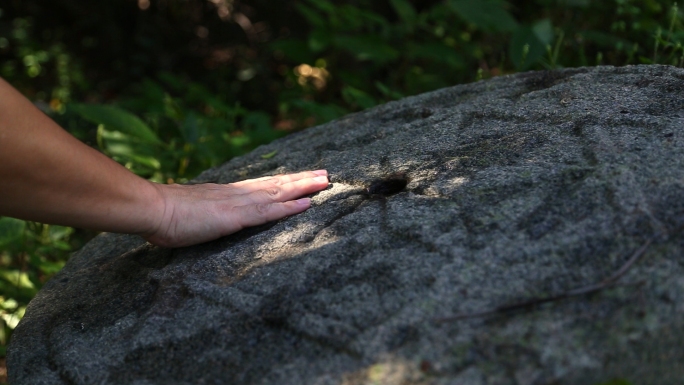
[142,170,329,248]
[0,78,329,245]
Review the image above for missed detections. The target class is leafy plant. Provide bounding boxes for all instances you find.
[0,219,90,357]
[67,74,282,183]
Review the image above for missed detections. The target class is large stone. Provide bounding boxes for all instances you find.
[8,65,684,385]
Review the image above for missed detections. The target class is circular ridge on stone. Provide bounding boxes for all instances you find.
[8,65,684,385]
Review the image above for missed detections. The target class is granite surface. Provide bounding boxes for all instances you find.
[8,65,684,385]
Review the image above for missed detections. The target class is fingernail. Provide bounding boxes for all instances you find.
[312,170,328,176]
[313,176,328,183]
[296,198,311,206]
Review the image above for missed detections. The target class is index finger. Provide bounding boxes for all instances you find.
[229,170,328,189]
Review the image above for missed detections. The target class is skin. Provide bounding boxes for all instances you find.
[0,78,329,248]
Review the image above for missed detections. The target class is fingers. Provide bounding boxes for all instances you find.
[228,174,328,207]
[144,170,329,248]
[230,170,328,190]
[227,170,329,232]
[232,198,312,229]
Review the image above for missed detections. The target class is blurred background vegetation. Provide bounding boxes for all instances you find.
[0,0,682,380]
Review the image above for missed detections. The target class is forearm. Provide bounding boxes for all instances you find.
[0,78,329,247]
[0,78,162,234]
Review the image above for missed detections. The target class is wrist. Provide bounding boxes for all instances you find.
[135,180,168,240]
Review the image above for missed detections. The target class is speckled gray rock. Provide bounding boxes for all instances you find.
[8,65,684,385]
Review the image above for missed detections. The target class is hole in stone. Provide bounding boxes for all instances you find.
[367,175,409,196]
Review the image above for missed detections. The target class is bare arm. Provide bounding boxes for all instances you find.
[0,78,328,247]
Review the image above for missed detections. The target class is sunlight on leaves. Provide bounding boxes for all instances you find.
[0,270,34,290]
[70,103,161,144]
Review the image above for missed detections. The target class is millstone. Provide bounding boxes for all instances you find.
[9,65,684,385]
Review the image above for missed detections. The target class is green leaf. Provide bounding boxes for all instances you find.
[405,70,444,94]
[103,141,134,157]
[0,279,37,304]
[243,111,271,130]
[157,72,186,92]
[390,0,417,25]
[70,104,161,144]
[295,3,326,28]
[162,94,183,121]
[97,128,161,174]
[308,28,332,52]
[581,30,634,49]
[304,0,336,15]
[291,99,348,124]
[639,56,654,64]
[1,305,25,329]
[375,82,404,100]
[533,19,554,45]
[0,298,18,311]
[354,7,389,29]
[180,113,201,144]
[448,0,518,32]
[510,25,547,70]
[129,154,162,170]
[230,135,251,148]
[407,42,465,68]
[29,254,66,275]
[333,35,399,63]
[261,150,278,159]
[0,270,35,290]
[47,225,73,242]
[341,86,377,109]
[0,217,26,248]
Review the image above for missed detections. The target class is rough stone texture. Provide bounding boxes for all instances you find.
[8,65,684,385]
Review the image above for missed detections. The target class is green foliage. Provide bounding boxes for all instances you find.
[65,75,282,182]
[0,219,91,357]
[0,14,83,106]
[71,104,161,144]
[449,0,518,32]
[510,19,555,70]
[270,0,684,127]
[0,218,25,249]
